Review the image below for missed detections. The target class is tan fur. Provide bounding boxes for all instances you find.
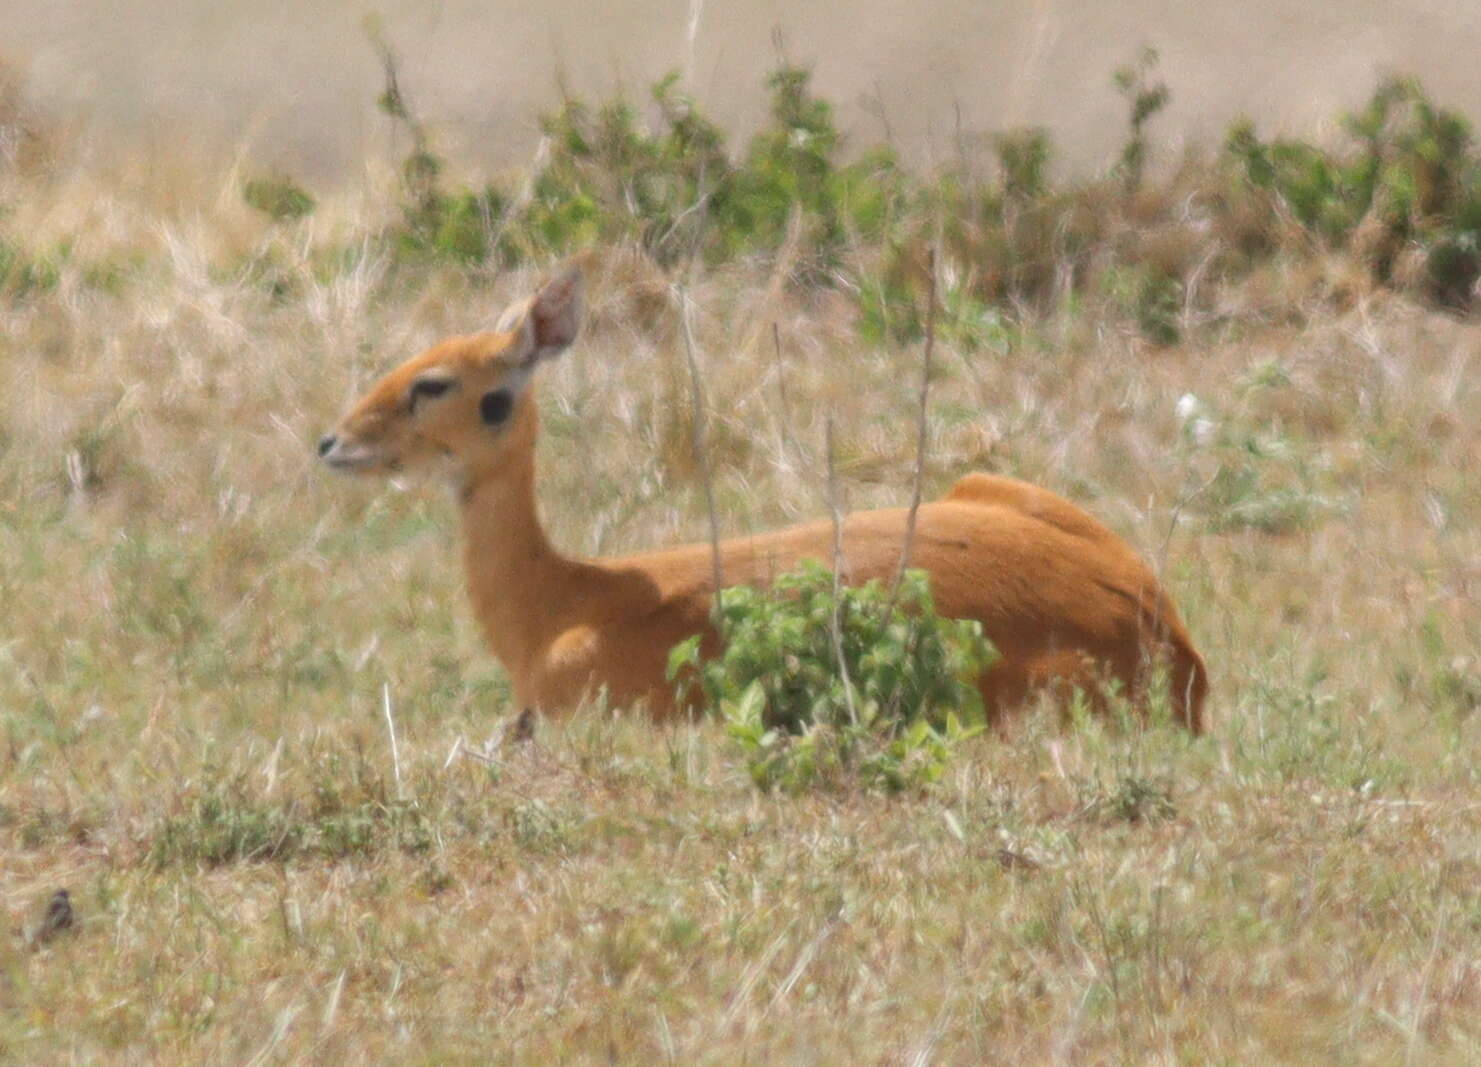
[320,269,1208,732]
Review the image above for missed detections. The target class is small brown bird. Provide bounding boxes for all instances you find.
[23,889,74,950]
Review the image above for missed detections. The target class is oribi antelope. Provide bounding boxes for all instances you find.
[318,268,1208,730]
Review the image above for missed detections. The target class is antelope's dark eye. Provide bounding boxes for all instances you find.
[408,377,455,412]
[480,389,514,426]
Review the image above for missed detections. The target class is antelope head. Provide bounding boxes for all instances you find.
[317,267,583,481]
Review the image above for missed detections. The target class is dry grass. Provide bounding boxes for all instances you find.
[2,146,1480,1063]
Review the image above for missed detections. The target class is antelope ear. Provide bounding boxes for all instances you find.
[499,266,584,366]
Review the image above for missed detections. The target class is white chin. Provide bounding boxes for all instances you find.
[323,451,389,473]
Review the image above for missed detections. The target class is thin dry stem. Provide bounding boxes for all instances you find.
[381,681,404,800]
[891,245,939,601]
[676,283,725,618]
[824,416,860,727]
[772,319,801,468]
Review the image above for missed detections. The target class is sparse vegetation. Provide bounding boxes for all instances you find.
[0,43,1478,1064]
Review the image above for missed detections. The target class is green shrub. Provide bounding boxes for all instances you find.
[397,186,507,264]
[368,36,911,274]
[668,562,996,793]
[1079,773,1177,824]
[517,74,730,263]
[515,62,906,269]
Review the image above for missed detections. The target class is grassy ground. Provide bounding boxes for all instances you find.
[2,151,1480,1062]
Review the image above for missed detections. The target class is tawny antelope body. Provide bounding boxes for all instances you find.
[319,269,1208,731]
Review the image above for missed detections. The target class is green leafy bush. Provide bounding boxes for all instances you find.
[996,127,1052,201]
[668,561,997,793]
[1228,76,1481,306]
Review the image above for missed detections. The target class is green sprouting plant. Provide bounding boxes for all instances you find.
[148,778,434,867]
[995,127,1052,201]
[1173,378,1342,535]
[1103,263,1182,345]
[0,237,65,298]
[722,64,847,261]
[242,176,315,221]
[667,561,996,793]
[1112,47,1169,194]
[365,22,508,265]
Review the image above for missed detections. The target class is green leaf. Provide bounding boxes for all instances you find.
[666,634,703,682]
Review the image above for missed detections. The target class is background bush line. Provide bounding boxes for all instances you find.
[7,50,1481,344]
[263,53,1481,345]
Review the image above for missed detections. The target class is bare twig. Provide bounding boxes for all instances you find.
[906,1001,953,1067]
[863,80,896,148]
[1156,467,1219,579]
[364,19,429,174]
[653,185,715,256]
[825,417,860,726]
[676,285,725,620]
[322,969,347,1030]
[891,245,939,600]
[1076,877,1133,1059]
[772,321,791,428]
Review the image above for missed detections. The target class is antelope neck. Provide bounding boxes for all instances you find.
[457,448,583,680]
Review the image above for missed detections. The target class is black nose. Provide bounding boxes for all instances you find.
[317,434,336,458]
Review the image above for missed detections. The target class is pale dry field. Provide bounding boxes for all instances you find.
[2,20,1481,1063]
